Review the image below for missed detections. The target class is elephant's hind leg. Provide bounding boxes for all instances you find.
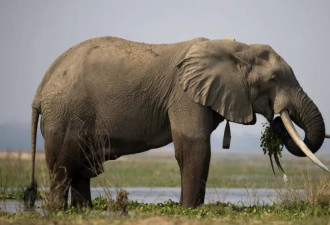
[48,167,70,210]
[45,134,92,210]
[45,138,71,210]
[71,176,92,208]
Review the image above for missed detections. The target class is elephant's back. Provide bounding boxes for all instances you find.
[33,36,204,109]
[33,37,170,107]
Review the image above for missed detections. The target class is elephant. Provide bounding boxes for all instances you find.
[24,36,329,209]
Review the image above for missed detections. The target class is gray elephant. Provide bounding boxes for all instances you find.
[24,36,329,209]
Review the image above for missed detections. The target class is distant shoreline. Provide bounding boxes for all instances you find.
[1,149,329,160]
[0,151,45,160]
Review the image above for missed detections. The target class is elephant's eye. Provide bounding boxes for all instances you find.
[270,73,279,82]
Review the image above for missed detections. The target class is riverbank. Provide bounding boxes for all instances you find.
[1,150,329,224]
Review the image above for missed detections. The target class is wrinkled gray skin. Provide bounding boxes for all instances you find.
[29,37,325,209]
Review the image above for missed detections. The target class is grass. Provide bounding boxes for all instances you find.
[0,197,329,225]
[1,150,329,189]
[0,150,329,224]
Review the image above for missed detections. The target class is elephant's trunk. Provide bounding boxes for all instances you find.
[273,88,325,157]
[280,110,328,171]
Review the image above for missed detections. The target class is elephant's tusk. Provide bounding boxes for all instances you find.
[280,110,330,172]
[325,134,330,139]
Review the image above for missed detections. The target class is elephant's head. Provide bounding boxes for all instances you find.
[178,39,328,171]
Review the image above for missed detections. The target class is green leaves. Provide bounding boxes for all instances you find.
[260,123,286,177]
[260,122,283,157]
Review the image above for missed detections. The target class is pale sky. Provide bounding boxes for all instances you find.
[1,0,330,150]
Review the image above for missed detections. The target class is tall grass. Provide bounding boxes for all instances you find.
[275,171,330,207]
[0,151,329,190]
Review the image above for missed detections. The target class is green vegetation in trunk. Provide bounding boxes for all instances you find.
[260,123,283,157]
[260,123,286,176]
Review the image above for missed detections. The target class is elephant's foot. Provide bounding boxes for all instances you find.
[179,158,209,208]
[71,177,93,208]
[48,177,70,211]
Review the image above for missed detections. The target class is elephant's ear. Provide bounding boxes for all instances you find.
[178,40,254,124]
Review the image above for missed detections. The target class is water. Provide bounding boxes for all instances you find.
[0,187,280,214]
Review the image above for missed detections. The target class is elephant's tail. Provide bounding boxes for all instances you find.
[24,107,39,208]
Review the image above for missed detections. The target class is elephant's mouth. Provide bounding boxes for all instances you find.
[272,110,329,172]
[267,98,274,123]
[251,96,274,123]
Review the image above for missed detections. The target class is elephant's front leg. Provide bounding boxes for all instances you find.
[169,96,215,208]
[172,131,211,208]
